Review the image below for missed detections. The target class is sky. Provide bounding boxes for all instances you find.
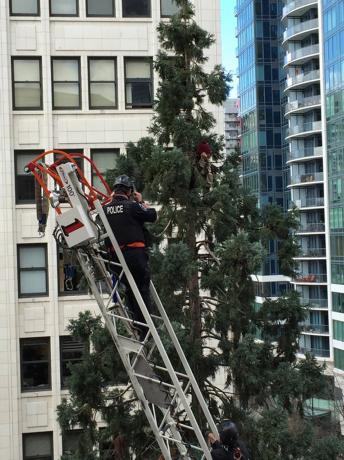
[221,0,238,97]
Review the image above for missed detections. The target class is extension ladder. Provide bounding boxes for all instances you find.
[26,152,218,460]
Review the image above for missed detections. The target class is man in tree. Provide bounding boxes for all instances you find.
[104,174,157,340]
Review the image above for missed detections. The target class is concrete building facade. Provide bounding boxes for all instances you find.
[224,98,240,156]
[0,1,223,458]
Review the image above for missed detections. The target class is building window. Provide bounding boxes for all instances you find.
[334,347,344,371]
[15,151,40,204]
[99,429,114,459]
[52,58,81,109]
[23,432,53,460]
[58,246,87,295]
[20,338,51,392]
[91,149,119,194]
[12,58,42,110]
[50,0,78,16]
[333,292,344,313]
[125,58,153,109]
[18,244,48,297]
[86,0,115,16]
[60,336,84,389]
[160,0,178,17]
[122,0,151,17]
[88,58,117,109]
[10,0,39,16]
[62,430,83,456]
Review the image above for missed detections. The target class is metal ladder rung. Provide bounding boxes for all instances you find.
[109,313,149,329]
[153,364,189,380]
[133,372,177,390]
[176,422,195,431]
[151,313,163,321]
[159,434,204,452]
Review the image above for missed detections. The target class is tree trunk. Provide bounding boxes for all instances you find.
[185,204,205,427]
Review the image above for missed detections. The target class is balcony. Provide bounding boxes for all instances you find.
[300,298,328,309]
[293,273,327,284]
[286,120,322,139]
[293,197,324,208]
[287,145,322,162]
[285,69,320,91]
[284,44,320,67]
[283,18,319,43]
[289,172,324,186]
[301,323,329,334]
[298,346,330,357]
[296,222,325,233]
[295,248,326,259]
[285,95,321,115]
[283,0,318,19]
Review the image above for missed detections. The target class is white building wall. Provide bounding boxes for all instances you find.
[0,0,223,458]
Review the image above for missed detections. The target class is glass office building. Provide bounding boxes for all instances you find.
[323,0,344,374]
[236,0,290,302]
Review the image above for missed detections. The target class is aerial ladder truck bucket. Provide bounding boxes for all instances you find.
[26,150,218,460]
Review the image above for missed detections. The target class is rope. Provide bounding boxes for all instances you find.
[35,168,49,236]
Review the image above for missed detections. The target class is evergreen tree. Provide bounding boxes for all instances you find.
[57,1,344,458]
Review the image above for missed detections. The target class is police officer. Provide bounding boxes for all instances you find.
[207,421,250,460]
[104,175,157,340]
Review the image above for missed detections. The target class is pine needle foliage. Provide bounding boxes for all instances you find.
[57,1,343,458]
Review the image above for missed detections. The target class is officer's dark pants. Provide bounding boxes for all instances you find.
[121,248,152,338]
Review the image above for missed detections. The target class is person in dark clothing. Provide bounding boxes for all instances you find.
[103,175,157,340]
[207,421,250,460]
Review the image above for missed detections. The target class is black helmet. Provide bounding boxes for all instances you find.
[218,420,239,447]
[113,175,133,191]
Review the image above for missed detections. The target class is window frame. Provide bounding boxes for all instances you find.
[57,245,88,297]
[62,429,83,456]
[60,336,84,389]
[51,57,81,110]
[17,244,49,298]
[86,0,115,17]
[90,148,119,189]
[20,337,51,393]
[11,57,43,111]
[10,0,40,16]
[122,0,151,18]
[124,57,153,109]
[14,150,41,204]
[160,0,178,18]
[49,0,79,17]
[88,57,118,110]
[23,432,53,460]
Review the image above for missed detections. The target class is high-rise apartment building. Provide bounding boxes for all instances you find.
[236,0,344,391]
[282,0,330,359]
[224,98,241,155]
[0,1,223,458]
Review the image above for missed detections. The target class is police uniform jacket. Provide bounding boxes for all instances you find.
[103,195,157,247]
[210,441,249,460]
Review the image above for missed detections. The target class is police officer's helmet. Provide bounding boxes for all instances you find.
[218,420,239,447]
[113,175,133,191]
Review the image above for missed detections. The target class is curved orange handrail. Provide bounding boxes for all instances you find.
[26,149,113,215]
